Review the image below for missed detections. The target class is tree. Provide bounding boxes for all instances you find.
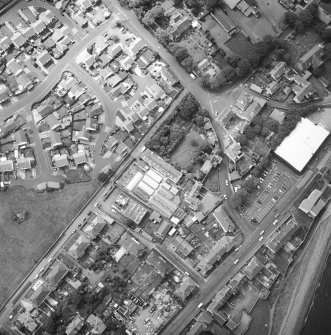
[174,0,183,6]
[244,126,255,140]
[242,176,258,193]
[236,59,250,77]
[181,56,194,71]
[98,171,111,182]
[195,115,205,127]
[142,5,164,25]
[178,93,200,120]
[206,0,219,10]
[155,29,170,45]
[248,52,261,68]
[174,47,189,62]
[235,134,247,146]
[230,193,244,209]
[222,65,236,82]
[226,55,241,67]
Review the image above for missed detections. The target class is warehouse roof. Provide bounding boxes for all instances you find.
[274,118,329,173]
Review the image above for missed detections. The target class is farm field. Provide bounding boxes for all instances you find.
[0,181,98,305]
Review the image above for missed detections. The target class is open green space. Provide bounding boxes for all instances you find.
[0,181,99,306]
[170,127,206,171]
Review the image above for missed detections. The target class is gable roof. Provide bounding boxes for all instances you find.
[146,250,173,276]
[68,235,90,259]
[84,215,106,239]
[45,260,69,287]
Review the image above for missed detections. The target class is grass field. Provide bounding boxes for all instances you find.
[225,32,256,59]
[170,127,205,171]
[0,181,98,305]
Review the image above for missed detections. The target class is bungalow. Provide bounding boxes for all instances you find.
[143,97,158,111]
[119,55,135,71]
[197,58,209,73]
[107,44,122,59]
[39,9,56,26]
[76,0,93,11]
[94,36,108,55]
[116,142,129,156]
[86,315,106,334]
[45,113,61,130]
[18,8,36,24]
[89,104,103,118]
[16,157,32,170]
[146,83,166,99]
[0,87,10,103]
[49,131,62,149]
[136,48,154,68]
[100,67,114,80]
[22,27,35,40]
[0,36,12,52]
[73,151,87,165]
[125,38,145,58]
[115,110,134,132]
[17,73,34,92]
[7,58,23,76]
[53,154,69,168]
[36,50,53,68]
[51,28,65,43]
[14,130,28,147]
[69,85,85,100]
[31,19,47,35]
[58,76,77,91]
[72,12,88,27]
[212,9,237,35]
[65,314,84,335]
[0,159,14,172]
[107,136,118,150]
[107,74,122,87]
[85,117,98,131]
[11,32,26,49]
[74,130,90,142]
[76,49,96,68]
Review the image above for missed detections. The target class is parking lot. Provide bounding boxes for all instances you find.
[241,163,297,223]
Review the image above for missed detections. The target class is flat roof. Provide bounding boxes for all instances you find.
[274,118,329,172]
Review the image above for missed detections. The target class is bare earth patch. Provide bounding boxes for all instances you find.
[0,181,98,305]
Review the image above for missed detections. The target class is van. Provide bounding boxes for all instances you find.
[198,302,204,308]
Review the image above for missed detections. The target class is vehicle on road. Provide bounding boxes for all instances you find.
[190,73,196,79]
[48,257,52,263]
[259,236,264,241]
[111,208,118,214]
[234,246,241,252]
[198,303,204,308]
[225,180,229,186]
[275,213,280,218]
[34,274,39,279]
[185,272,190,276]
[260,230,264,235]
[234,259,239,264]
[40,268,44,272]
[273,219,278,225]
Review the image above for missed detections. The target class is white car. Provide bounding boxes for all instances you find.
[48,257,52,263]
[234,259,239,264]
[225,180,229,186]
[111,208,118,214]
[260,230,264,235]
[259,236,264,241]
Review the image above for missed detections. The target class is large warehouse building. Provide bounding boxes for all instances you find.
[274,118,329,173]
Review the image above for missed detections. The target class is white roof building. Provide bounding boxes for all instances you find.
[274,118,329,173]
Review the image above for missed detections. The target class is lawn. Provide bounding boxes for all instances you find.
[177,37,207,64]
[225,32,256,59]
[246,300,270,335]
[201,15,232,48]
[170,127,205,171]
[0,181,99,306]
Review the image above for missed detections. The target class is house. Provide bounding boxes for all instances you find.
[197,235,235,275]
[107,136,118,150]
[115,110,134,133]
[65,314,84,335]
[119,232,146,258]
[266,81,280,96]
[76,0,93,11]
[84,215,106,240]
[299,188,326,218]
[174,276,198,301]
[146,250,173,276]
[224,140,243,163]
[169,14,191,40]
[89,105,104,118]
[319,2,331,24]
[197,58,209,72]
[16,157,32,170]
[154,220,172,240]
[125,38,145,58]
[86,314,106,334]
[85,117,98,131]
[73,151,87,165]
[24,280,51,307]
[107,44,122,59]
[45,260,69,287]
[212,9,237,35]
[16,311,38,333]
[0,86,10,103]
[36,50,53,68]
[53,154,69,168]
[22,27,35,40]
[242,256,263,280]
[45,113,61,130]
[73,12,88,27]
[213,206,235,233]
[67,235,90,259]
[266,218,299,254]
[297,43,324,72]
[270,61,286,80]
[94,36,108,55]
[292,75,313,103]
[200,159,213,175]
[270,108,285,124]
